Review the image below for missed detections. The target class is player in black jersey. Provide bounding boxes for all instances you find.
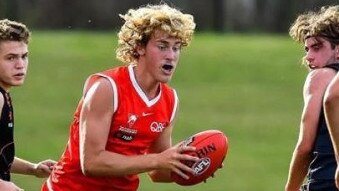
[285,5,339,191]
[322,6,339,190]
[0,19,55,191]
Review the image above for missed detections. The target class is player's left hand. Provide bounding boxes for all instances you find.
[33,159,56,178]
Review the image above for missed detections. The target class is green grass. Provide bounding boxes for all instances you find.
[10,31,307,190]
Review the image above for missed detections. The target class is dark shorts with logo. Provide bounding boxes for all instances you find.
[301,180,338,191]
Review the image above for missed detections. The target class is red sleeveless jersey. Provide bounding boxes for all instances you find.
[42,65,178,191]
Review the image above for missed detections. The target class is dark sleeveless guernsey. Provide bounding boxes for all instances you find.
[0,87,14,181]
[308,63,339,184]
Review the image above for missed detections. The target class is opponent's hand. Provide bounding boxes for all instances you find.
[156,143,199,179]
[33,159,56,178]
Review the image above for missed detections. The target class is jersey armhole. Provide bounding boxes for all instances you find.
[83,74,119,113]
[170,89,178,123]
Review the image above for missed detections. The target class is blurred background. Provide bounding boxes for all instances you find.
[1,0,339,190]
[1,0,338,32]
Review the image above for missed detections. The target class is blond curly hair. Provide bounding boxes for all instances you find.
[289,5,339,45]
[310,5,339,45]
[0,19,30,44]
[116,4,196,64]
[289,12,317,43]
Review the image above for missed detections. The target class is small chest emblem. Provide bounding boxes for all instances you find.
[114,114,138,142]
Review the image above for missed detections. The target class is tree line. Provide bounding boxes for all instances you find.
[0,0,337,33]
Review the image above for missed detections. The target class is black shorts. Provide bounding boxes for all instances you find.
[302,181,338,191]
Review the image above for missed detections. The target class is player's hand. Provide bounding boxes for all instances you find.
[33,159,56,178]
[156,143,199,179]
[0,179,24,191]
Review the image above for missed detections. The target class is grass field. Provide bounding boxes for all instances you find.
[10,31,307,190]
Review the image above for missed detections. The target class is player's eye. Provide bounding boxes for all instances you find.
[158,44,168,51]
[6,56,16,61]
[172,46,181,52]
[22,53,28,60]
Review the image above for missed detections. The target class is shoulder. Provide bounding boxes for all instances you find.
[82,78,114,112]
[304,68,336,93]
[85,77,113,97]
[161,84,177,99]
[99,66,128,79]
[83,70,120,96]
[306,68,336,83]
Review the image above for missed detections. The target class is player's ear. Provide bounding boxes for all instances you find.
[337,46,339,59]
[136,44,145,56]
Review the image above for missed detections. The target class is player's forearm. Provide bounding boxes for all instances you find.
[324,94,339,160]
[10,157,36,176]
[81,151,160,177]
[285,150,311,191]
[148,169,172,182]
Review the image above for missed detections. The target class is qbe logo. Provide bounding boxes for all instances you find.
[150,122,166,132]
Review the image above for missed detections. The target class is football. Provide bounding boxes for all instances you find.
[171,130,228,186]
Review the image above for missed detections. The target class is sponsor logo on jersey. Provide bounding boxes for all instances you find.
[150,121,166,132]
[127,114,137,127]
[114,113,168,141]
[114,113,138,142]
[142,112,153,117]
[114,126,138,142]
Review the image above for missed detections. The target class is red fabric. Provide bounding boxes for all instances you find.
[42,66,176,191]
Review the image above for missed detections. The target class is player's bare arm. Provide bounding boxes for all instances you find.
[325,73,339,160]
[10,157,55,178]
[286,69,336,191]
[324,73,339,188]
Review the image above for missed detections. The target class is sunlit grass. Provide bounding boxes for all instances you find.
[12,31,305,191]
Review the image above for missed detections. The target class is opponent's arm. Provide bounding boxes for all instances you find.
[285,69,335,191]
[10,157,55,178]
[324,72,339,188]
[0,94,55,178]
[79,78,197,178]
[325,73,339,159]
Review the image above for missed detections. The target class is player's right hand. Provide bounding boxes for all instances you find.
[156,144,199,179]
